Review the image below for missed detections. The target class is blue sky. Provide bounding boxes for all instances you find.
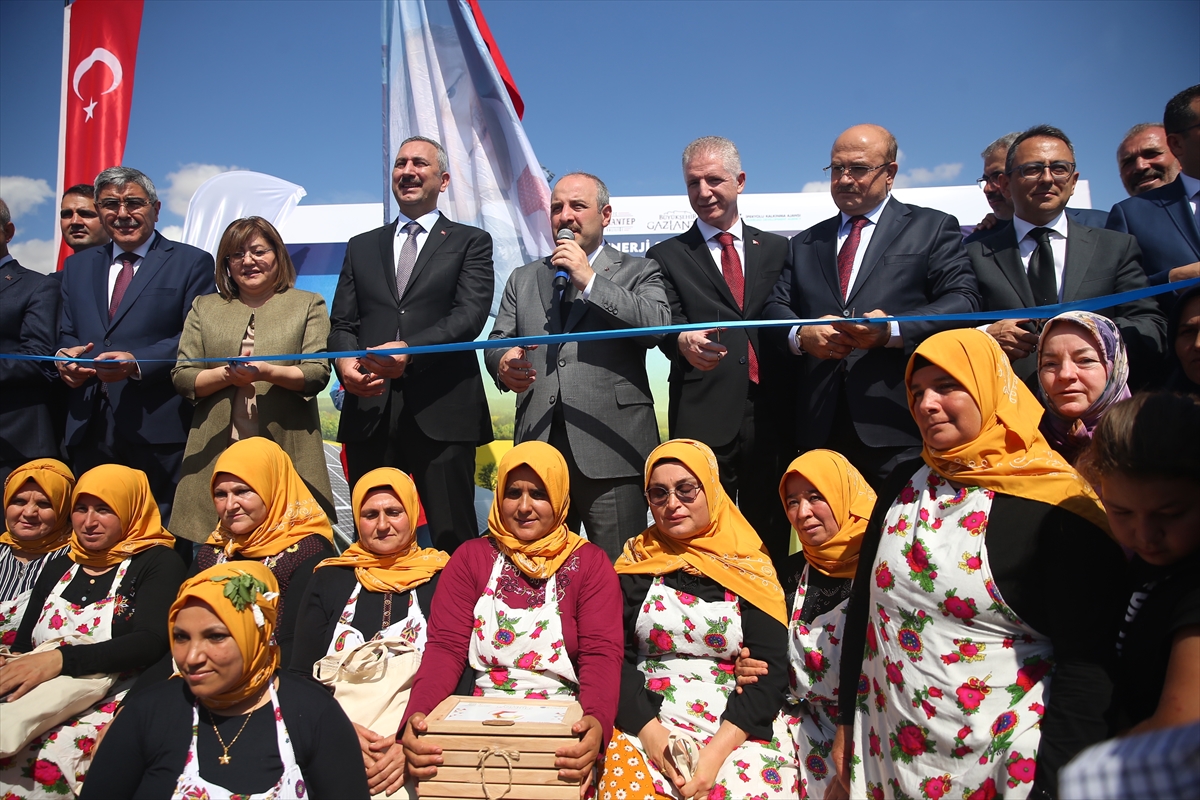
[2,0,1198,269]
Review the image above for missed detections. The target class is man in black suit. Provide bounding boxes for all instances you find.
[969,125,1165,385]
[56,167,216,527]
[329,136,493,554]
[59,184,111,253]
[764,124,980,487]
[647,137,793,563]
[0,199,62,484]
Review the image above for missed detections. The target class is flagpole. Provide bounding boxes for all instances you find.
[53,0,72,272]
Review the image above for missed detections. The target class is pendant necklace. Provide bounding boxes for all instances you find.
[210,706,256,765]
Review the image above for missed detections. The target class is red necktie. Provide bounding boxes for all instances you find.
[837,215,869,299]
[109,251,138,321]
[716,232,758,383]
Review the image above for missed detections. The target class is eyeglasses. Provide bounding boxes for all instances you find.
[645,483,703,506]
[97,198,151,213]
[1010,161,1076,181]
[227,248,274,264]
[976,170,1005,189]
[823,163,892,180]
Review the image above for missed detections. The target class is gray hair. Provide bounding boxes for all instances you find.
[0,198,10,227]
[981,132,1020,161]
[95,167,159,205]
[682,136,742,178]
[399,136,449,174]
[558,172,610,208]
[1118,122,1165,157]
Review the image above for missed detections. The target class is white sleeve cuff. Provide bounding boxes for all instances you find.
[580,273,597,302]
[788,325,803,355]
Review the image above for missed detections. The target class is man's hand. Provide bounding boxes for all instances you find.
[799,316,854,360]
[555,715,602,797]
[1169,262,1200,283]
[677,329,727,371]
[986,319,1039,360]
[57,343,97,387]
[366,733,406,795]
[0,648,63,702]
[974,213,1001,233]
[733,646,768,694]
[93,351,138,382]
[336,357,386,398]
[551,237,594,291]
[361,342,410,379]
[401,714,442,780]
[498,345,538,393]
[831,309,890,350]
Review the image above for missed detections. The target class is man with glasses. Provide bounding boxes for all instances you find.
[1109,85,1200,289]
[55,167,215,536]
[968,125,1164,384]
[764,124,979,488]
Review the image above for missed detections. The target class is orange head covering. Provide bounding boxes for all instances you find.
[906,328,1109,531]
[315,468,449,593]
[206,437,334,558]
[486,441,585,580]
[779,450,877,579]
[2,459,76,555]
[68,465,175,568]
[615,439,787,626]
[169,562,280,709]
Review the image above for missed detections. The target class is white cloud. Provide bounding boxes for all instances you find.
[894,162,963,189]
[163,163,236,217]
[10,238,57,274]
[802,181,827,193]
[0,176,54,219]
[159,224,184,242]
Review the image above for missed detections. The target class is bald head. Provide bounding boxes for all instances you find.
[828,124,900,215]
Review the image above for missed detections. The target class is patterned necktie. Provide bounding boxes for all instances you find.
[109,251,138,321]
[837,215,869,299]
[1028,227,1058,306]
[716,232,758,383]
[395,220,422,300]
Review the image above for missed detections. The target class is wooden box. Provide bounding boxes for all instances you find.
[416,696,582,799]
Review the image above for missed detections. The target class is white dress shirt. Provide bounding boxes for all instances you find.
[107,236,155,304]
[576,246,602,301]
[696,217,745,277]
[1179,172,1200,223]
[393,209,443,276]
[1012,211,1070,300]
[0,254,13,270]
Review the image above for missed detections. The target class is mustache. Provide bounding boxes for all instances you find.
[1131,166,1166,183]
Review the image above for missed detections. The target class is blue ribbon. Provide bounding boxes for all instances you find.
[10,276,1197,365]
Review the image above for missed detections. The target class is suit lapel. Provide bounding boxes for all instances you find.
[1160,177,1200,259]
[109,234,168,331]
[538,257,560,332]
[1062,218,1096,301]
[741,224,770,316]
[93,246,113,324]
[0,262,22,295]
[564,246,618,331]
[681,224,740,312]
[989,227,1037,308]
[378,220,399,304]
[404,214,451,300]
[813,220,842,304]
[848,199,908,304]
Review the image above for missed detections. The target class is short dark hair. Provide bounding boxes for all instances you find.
[1005,125,1075,175]
[63,184,95,200]
[1078,392,1200,485]
[557,172,610,208]
[1164,84,1200,135]
[398,136,449,174]
[213,216,296,301]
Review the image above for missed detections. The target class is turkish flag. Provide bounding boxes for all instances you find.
[55,0,144,270]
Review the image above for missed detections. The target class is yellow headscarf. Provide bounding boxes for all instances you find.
[169,562,279,709]
[486,441,585,580]
[780,450,877,579]
[206,437,334,558]
[2,459,76,555]
[906,328,1109,532]
[315,468,449,593]
[69,465,176,568]
[616,439,787,626]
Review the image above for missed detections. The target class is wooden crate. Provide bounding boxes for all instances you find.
[416,696,583,800]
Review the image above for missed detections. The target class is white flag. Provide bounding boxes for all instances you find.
[182,171,307,258]
[384,0,554,316]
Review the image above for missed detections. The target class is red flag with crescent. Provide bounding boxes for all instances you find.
[55,0,144,271]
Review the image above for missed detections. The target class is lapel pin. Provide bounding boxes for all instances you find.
[441,230,448,236]
[752,240,759,245]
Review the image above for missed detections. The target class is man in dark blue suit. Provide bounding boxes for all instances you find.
[56,167,216,525]
[1107,85,1200,289]
[0,200,62,485]
[764,124,980,487]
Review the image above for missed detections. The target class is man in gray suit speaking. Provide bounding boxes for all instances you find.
[486,173,671,559]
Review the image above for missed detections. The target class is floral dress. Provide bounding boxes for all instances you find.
[325,582,428,656]
[0,559,135,799]
[851,465,1053,800]
[624,576,798,799]
[786,563,850,799]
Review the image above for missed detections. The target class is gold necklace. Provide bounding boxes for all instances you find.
[209,706,257,765]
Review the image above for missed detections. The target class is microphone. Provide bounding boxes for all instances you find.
[552,228,574,293]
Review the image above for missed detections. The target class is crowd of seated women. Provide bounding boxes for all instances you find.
[1,303,1197,799]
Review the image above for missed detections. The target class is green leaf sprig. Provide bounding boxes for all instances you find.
[217,572,270,612]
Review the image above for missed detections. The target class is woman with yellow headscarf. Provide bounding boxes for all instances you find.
[81,562,367,799]
[826,329,1128,800]
[599,439,796,800]
[0,464,185,799]
[1,459,76,646]
[190,436,336,666]
[400,441,622,797]
[291,468,449,798]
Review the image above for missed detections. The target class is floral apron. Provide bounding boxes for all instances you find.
[170,685,306,800]
[786,563,849,799]
[852,465,1053,800]
[325,582,428,656]
[625,575,798,799]
[0,559,134,798]
[468,553,578,699]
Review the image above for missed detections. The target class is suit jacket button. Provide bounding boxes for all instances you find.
[400,309,406,314]
[549,395,556,405]
[739,356,747,364]
[843,310,851,317]
[558,359,566,367]
[104,338,111,346]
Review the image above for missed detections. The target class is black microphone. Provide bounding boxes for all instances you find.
[552,228,574,293]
